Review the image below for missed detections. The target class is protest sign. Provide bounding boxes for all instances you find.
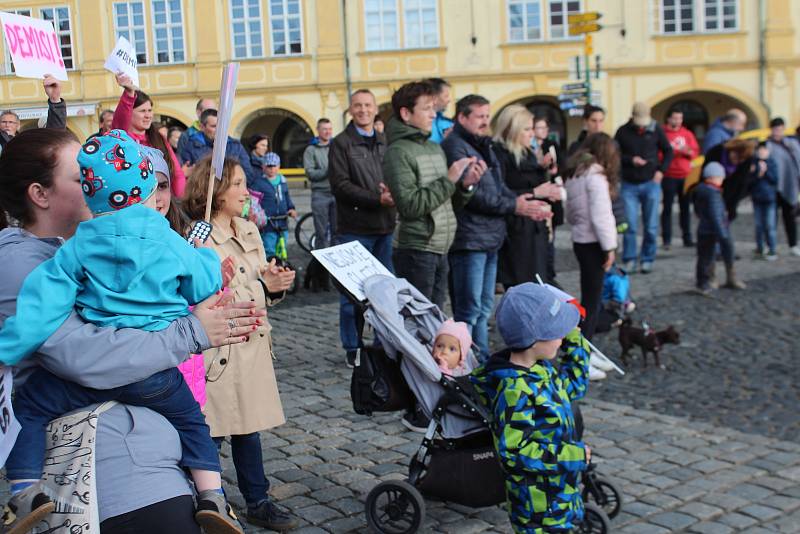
[104,35,139,87]
[204,62,240,221]
[0,11,67,81]
[312,241,395,301]
[0,367,21,466]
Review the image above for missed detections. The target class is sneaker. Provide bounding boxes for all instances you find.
[345,350,357,369]
[589,352,615,372]
[662,243,671,251]
[588,366,607,381]
[245,499,298,531]
[624,301,636,314]
[790,246,800,257]
[765,253,778,262]
[1,484,54,534]
[195,490,244,534]
[640,262,653,274]
[401,410,430,433]
[693,286,713,297]
[622,260,636,273]
[753,249,765,259]
[683,238,695,247]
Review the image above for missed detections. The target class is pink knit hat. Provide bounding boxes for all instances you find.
[435,320,472,364]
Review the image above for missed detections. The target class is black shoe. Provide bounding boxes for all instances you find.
[683,238,695,247]
[401,410,430,433]
[345,350,357,369]
[246,499,298,531]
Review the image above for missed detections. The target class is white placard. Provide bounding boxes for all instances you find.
[311,241,395,301]
[0,367,21,466]
[103,35,139,88]
[0,12,68,81]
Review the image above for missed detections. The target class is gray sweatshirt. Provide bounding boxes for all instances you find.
[303,142,331,193]
[0,227,207,520]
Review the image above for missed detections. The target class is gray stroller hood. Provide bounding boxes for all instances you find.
[362,275,485,439]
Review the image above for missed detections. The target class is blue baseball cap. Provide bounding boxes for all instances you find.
[702,161,725,179]
[495,282,580,349]
[77,130,156,215]
[265,152,280,167]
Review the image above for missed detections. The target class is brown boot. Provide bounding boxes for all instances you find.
[724,264,746,289]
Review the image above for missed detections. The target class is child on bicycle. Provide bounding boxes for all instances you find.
[250,152,297,258]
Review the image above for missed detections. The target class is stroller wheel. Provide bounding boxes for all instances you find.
[365,480,425,534]
[582,476,623,518]
[578,503,611,534]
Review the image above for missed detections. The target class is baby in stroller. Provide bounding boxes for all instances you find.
[432,320,472,376]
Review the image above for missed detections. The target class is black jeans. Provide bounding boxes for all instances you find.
[393,248,449,310]
[661,177,692,245]
[573,242,606,341]
[696,234,734,288]
[101,495,200,534]
[778,195,798,247]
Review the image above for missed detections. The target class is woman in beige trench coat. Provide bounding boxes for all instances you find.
[184,156,298,532]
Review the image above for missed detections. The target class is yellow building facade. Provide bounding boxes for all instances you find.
[1,0,798,167]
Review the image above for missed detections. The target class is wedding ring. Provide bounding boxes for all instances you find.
[228,319,237,329]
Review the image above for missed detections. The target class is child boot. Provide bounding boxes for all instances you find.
[724,265,746,289]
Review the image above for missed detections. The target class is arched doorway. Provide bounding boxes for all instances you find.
[652,91,759,147]
[240,109,313,169]
[156,114,188,131]
[494,97,569,150]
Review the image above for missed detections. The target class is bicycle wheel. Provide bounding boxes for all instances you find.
[294,212,317,253]
[582,477,623,519]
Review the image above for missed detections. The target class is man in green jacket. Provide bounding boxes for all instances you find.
[383,81,485,312]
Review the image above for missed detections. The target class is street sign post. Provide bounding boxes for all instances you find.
[567,12,603,111]
[568,12,602,25]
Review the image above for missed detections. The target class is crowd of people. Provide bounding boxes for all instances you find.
[0,71,798,534]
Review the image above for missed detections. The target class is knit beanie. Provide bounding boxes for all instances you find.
[435,319,472,364]
[78,129,156,215]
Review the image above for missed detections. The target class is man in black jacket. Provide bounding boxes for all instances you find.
[614,102,674,274]
[328,89,396,367]
[442,95,551,360]
[567,105,606,156]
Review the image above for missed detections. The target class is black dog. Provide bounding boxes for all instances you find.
[303,257,330,292]
[619,319,680,369]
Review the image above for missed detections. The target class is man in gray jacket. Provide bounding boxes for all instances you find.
[303,118,335,248]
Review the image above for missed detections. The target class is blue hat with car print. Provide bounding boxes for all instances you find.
[77,129,156,215]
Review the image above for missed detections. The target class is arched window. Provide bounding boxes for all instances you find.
[240,109,313,168]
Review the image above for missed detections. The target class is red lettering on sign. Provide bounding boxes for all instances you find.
[2,24,18,55]
[37,29,52,62]
[21,25,41,60]
[11,25,31,58]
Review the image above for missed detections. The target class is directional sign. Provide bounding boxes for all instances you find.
[568,12,602,25]
[569,22,602,36]
[562,82,588,91]
[568,107,585,117]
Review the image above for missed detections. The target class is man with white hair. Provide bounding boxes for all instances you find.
[703,108,747,154]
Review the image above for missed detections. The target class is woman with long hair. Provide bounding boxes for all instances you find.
[0,129,260,533]
[492,104,562,287]
[183,156,297,531]
[111,73,187,197]
[564,132,620,343]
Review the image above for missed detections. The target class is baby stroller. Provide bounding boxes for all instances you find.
[347,274,618,534]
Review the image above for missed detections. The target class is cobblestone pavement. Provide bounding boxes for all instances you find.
[230,194,800,533]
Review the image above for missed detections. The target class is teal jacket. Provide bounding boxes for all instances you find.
[0,204,221,365]
[470,329,590,533]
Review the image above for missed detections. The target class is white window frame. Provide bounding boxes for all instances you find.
[151,0,186,64]
[507,0,545,43]
[364,0,400,51]
[229,0,264,59]
[403,0,439,49]
[113,1,149,65]
[657,0,739,35]
[268,0,304,57]
[547,0,582,40]
[39,6,74,70]
[2,8,32,75]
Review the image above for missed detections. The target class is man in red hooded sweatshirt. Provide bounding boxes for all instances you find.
[661,107,699,248]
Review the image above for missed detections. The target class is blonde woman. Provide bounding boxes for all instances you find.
[183,156,298,531]
[492,104,562,287]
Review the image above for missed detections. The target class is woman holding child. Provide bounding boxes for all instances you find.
[183,156,298,532]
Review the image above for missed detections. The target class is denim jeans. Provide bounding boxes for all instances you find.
[393,248,449,310]
[336,232,394,351]
[213,432,270,508]
[261,230,289,259]
[661,177,692,245]
[449,250,498,360]
[311,191,336,249]
[753,201,777,254]
[621,180,661,264]
[6,368,219,480]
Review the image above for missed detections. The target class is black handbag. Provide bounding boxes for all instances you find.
[350,346,413,416]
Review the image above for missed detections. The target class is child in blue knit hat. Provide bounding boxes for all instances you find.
[249,151,297,258]
[0,130,243,533]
